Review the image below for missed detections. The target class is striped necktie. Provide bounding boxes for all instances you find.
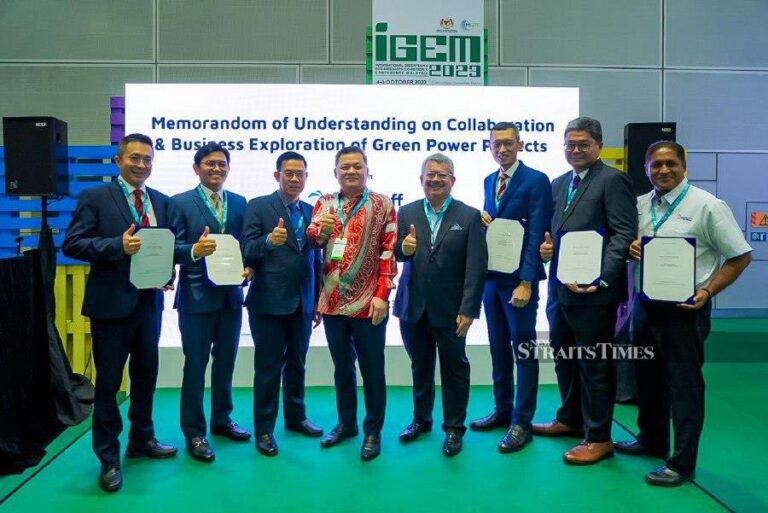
[133,189,149,226]
[496,170,507,201]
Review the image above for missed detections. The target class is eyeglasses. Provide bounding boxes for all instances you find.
[491,140,518,150]
[201,160,228,169]
[424,172,453,180]
[564,142,595,152]
[281,171,306,179]
[127,155,153,166]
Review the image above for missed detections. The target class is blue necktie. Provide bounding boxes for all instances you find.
[288,203,304,249]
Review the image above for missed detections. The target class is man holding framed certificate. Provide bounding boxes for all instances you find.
[536,117,638,465]
[170,143,250,463]
[615,141,752,486]
[470,122,553,455]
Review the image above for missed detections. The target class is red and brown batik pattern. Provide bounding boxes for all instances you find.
[307,190,397,318]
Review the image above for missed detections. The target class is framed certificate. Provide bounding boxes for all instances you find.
[639,236,696,304]
[203,234,246,286]
[486,218,525,274]
[555,229,603,286]
[129,227,175,289]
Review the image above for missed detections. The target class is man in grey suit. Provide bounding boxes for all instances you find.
[536,117,638,465]
[393,153,488,457]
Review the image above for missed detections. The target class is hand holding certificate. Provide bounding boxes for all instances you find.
[555,230,603,286]
[640,236,696,304]
[486,219,524,274]
[203,234,245,286]
[129,228,175,289]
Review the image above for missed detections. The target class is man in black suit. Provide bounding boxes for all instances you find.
[241,151,324,456]
[62,133,177,492]
[393,153,488,457]
[536,117,637,465]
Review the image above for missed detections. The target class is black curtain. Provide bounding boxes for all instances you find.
[0,227,93,475]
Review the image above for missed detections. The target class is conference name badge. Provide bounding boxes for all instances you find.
[330,237,347,261]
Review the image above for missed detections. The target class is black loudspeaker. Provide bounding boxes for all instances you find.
[624,122,676,195]
[3,116,69,196]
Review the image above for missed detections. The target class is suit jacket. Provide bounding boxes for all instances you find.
[483,160,553,284]
[61,179,171,319]
[170,188,246,314]
[549,159,637,306]
[393,198,488,328]
[241,191,321,316]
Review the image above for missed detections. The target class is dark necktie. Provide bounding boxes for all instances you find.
[571,173,581,190]
[289,203,304,249]
[133,189,150,226]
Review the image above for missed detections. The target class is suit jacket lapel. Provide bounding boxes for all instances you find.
[485,172,498,218]
[109,180,135,227]
[193,191,221,233]
[497,164,525,213]
[557,163,598,229]
[270,191,299,251]
[430,201,458,254]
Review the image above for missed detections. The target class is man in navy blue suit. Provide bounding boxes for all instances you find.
[241,151,324,457]
[394,153,487,457]
[62,133,177,493]
[170,142,251,463]
[469,122,553,454]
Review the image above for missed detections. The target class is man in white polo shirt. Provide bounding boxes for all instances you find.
[615,140,752,486]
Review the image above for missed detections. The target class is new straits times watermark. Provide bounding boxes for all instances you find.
[519,340,654,361]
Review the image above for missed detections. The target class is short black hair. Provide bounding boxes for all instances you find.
[117,133,153,157]
[564,117,603,144]
[193,142,230,165]
[490,121,520,140]
[334,146,367,166]
[645,140,686,168]
[276,151,307,171]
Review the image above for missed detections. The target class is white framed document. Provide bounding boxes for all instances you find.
[486,219,525,274]
[640,236,696,304]
[129,227,175,289]
[555,230,603,285]
[203,234,245,286]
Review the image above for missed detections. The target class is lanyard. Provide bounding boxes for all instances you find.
[336,188,369,233]
[423,196,453,244]
[196,185,228,233]
[564,177,580,211]
[650,183,690,235]
[117,179,147,225]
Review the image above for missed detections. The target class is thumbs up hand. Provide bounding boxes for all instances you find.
[122,223,142,255]
[268,217,288,246]
[402,224,417,256]
[192,225,217,257]
[539,231,554,262]
[320,205,337,237]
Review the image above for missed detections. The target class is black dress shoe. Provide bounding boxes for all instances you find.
[614,439,667,458]
[469,411,510,431]
[442,431,463,457]
[360,434,381,461]
[256,433,279,456]
[98,464,122,492]
[645,465,693,487]
[125,438,178,459]
[398,421,432,442]
[320,424,359,448]
[187,437,215,462]
[286,419,324,437]
[498,424,532,453]
[211,421,251,442]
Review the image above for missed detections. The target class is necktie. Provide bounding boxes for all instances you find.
[571,173,581,190]
[496,170,507,201]
[289,203,305,249]
[133,189,149,226]
[210,192,223,220]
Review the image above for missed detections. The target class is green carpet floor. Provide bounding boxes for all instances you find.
[3,363,766,513]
